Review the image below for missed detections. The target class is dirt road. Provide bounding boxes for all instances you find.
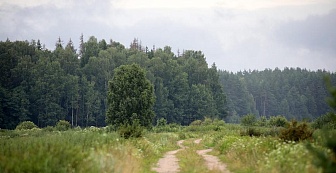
[152,140,185,173]
[152,139,230,173]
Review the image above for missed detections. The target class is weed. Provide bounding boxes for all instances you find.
[280,120,313,142]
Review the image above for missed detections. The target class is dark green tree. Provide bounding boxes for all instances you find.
[186,84,216,124]
[55,37,63,49]
[106,64,155,128]
[80,36,99,67]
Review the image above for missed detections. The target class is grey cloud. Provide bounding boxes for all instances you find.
[275,9,336,53]
[0,1,121,49]
[0,1,335,72]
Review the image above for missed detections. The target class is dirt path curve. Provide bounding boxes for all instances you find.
[152,140,185,173]
[195,139,231,173]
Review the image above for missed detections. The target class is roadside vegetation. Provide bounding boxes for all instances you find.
[1,114,335,173]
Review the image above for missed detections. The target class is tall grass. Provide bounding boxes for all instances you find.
[0,130,120,172]
[0,122,331,173]
[0,129,179,173]
[203,132,320,173]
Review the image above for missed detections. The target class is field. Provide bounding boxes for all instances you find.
[0,123,332,173]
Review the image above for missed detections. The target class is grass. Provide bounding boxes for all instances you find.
[0,123,332,173]
[176,138,221,173]
[204,134,320,173]
[0,129,179,173]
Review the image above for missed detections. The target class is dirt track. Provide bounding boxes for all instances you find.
[152,140,184,173]
[152,139,230,173]
[196,148,230,173]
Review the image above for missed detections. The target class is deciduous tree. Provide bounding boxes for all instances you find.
[106,64,155,128]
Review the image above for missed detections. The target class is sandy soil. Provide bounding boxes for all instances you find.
[196,148,230,173]
[194,138,202,144]
[152,140,185,173]
[195,139,230,173]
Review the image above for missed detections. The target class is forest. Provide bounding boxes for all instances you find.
[0,36,335,129]
[220,68,336,122]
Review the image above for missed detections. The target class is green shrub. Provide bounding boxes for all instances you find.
[202,117,213,125]
[55,120,71,131]
[263,127,283,137]
[190,120,202,126]
[240,127,262,137]
[118,120,144,139]
[241,114,257,126]
[312,112,336,129]
[280,121,313,142]
[15,121,38,130]
[168,123,180,128]
[213,119,225,126]
[307,78,336,172]
[269,115,288,127]
[178,132,187,139]
[212,125,222,131]
[257,116,268,126]
[156,118,167,126]
[43,126,55,132]
[307,129,336,173]
[104,125,116,132]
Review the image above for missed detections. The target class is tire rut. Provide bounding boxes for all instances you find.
[152,139,230,173]
[152,140,185,173]
[195,139,231,173]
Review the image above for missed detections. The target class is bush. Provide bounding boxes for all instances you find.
[240,127,262,137]
[202,117,213,125]
[118,120,144,139]
[43,126,55,132]
[312,112,336,129]
[55,120,71,131]
[279,121,313,142]
[178,132,186,139]
[156,118,167,127]
[213,119,225,126]
[16,121,38,130]
[241,114,257,126]
[263,127,283,137]
[190,120,202,126]
[307,129,336,173]
[257,116,268,126]
[104,125,116,133]
[269,115,288,127]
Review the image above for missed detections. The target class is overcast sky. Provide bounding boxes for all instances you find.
[1,0,336,72]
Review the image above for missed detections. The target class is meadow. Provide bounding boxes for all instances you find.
[0,121,333,173]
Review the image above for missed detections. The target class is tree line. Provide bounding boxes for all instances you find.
[1,36,335,129]
[219,68,336,122]
[0,36,226,129]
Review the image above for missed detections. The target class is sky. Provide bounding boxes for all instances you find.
[0,0,336,72]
